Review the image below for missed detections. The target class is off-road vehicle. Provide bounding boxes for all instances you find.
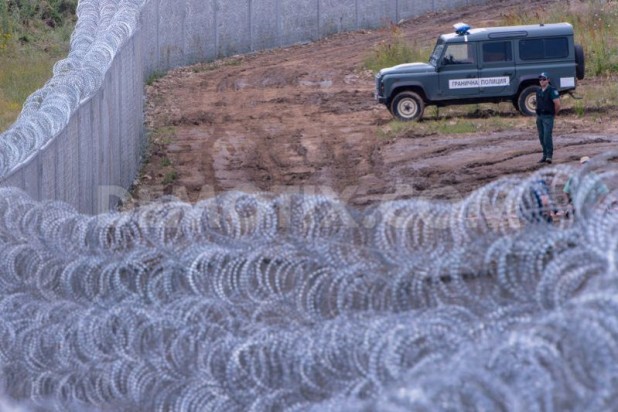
[375,22,585,121]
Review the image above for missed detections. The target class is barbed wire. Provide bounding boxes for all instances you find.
[0,156,616,411]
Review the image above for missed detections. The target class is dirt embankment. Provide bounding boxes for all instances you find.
[127,0,618,209]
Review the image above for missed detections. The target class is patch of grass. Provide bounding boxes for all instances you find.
[0,48,69,131]
[424,118,480,135]
[0,51,56,100]
[564,77,618,115]
[0,1,76,132]
[224,58,242,67]
[436,120,478,134]
[379,102,529,139]
[573,100,585,117]
[364,24,430,73]
[146,70,166,86]
[380,117,478,139]
[139,126,176,170]
[0,33,10,51]
[162,171,177,185]
[150,126,176,145]
[0,100,23,131]
[190,57,243,73]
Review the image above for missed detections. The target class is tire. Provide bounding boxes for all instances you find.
[575,43,585,80]
[516,85,540,116]
[390,91,425,122]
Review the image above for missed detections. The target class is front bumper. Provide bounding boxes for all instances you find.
[375,74,386,104]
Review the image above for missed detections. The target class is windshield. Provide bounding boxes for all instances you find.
[429,40,445,66]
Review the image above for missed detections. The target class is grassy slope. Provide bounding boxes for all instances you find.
[0,1,76,132]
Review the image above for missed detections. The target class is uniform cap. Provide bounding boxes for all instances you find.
[538,72,550,79]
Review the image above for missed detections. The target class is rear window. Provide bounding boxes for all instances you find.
[519,37,569,60]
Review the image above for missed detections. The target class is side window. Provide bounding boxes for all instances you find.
[442,43,476,65]
[520,39,544,60]
[482,41,512,63]
[520,37,569,60]
[545,38,569,58]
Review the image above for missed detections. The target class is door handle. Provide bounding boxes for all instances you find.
[503,72,512,76]
[466,74,476,78]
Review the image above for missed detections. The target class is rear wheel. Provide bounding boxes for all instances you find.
[390,91,425,121]
[516,85,540,116]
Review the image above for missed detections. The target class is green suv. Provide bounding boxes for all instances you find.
[375,22,585,121]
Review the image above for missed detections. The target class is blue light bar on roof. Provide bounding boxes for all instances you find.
[453,22,471,35]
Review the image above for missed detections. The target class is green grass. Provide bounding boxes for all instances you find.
[573,100,585,117]
[578,77,618,112]
[146,70,166,86]
[0,1,76,132]
[0,47,70,131]
[150,126,176,145]
[162,171,177,185]
[379,114,514,139]
[189,57,243,73]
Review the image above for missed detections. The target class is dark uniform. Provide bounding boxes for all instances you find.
[535,80,560,163]
[521,179,556,224]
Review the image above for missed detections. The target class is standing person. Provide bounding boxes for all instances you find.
[535,72,561,164]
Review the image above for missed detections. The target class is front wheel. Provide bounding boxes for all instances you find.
[390,91,425,121]
[516,85,540,116]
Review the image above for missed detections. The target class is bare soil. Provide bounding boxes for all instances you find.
[128,0,618,209]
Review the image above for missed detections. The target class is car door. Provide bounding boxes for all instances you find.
[438,42,480,98]
[478,40,516,97]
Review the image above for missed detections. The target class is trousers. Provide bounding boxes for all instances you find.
[536,115,554,159]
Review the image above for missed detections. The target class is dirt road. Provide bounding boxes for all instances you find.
[129,0,618,209]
